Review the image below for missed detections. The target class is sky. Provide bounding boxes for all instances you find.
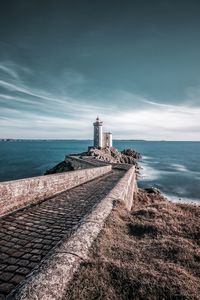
[0,0,200,140]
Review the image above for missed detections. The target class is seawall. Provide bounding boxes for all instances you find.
[0,165,112,217]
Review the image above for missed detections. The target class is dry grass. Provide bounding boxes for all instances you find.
[65,189,200,300]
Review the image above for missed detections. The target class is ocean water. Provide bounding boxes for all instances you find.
[0,140,200,203]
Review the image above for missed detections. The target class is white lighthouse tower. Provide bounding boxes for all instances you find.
[93,116,103,148]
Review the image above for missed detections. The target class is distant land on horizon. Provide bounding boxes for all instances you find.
[0,138,145,142]
[0,139,200,142]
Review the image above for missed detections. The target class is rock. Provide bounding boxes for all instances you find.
[85,147,141,165]
[44,161,74,175]
[123,156,129,164]
[144,187,161,195]
[121,148,142,160]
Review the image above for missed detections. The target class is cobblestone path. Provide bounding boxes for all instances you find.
[0,169,124,299]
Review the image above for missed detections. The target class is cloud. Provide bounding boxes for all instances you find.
[0,65,109,115]
[0,62,199,140]
[0,64,19,79]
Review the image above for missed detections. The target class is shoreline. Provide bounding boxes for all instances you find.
[138,158,200,206]
[163,193,200,206]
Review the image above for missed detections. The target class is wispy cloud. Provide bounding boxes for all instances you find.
[0,62,199,140]
[0,65,109,114]
[0,64,19,79]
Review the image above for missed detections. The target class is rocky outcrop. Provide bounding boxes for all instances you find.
[45,147,141,175]
[121,148,142,160]
[81,147,141,165]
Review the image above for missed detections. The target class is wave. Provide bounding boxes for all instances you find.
[164,193,200,205]
[138,163,161,181]
[141,155,153,160]
[171,163,188,172]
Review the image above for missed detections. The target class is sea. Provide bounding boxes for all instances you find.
[0,140,200,203]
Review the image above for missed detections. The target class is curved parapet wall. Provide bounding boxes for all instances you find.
[65,155,103,169]
[9,166,137,300]
[0,165,112,217]
[68,155,133,170]
[105,164,137,210]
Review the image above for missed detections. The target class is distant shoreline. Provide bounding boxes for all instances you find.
[1,139,200,142]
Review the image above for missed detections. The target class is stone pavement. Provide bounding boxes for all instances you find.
[0,169,124,299]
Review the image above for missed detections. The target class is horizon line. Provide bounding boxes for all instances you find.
[0,138,200,142]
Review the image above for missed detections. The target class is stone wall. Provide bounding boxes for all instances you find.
[109,165,137,210]
[68,156,131,170]
[0,165,112,217]
[65,156,99,169]
[9,166,137,300]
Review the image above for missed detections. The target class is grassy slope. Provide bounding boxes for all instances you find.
[65,190,200,300]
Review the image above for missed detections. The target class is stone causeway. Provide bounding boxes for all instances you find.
[0,169,125,298]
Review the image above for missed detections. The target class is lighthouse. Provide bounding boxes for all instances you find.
[93,117,112,148]
[93,117,103,148]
